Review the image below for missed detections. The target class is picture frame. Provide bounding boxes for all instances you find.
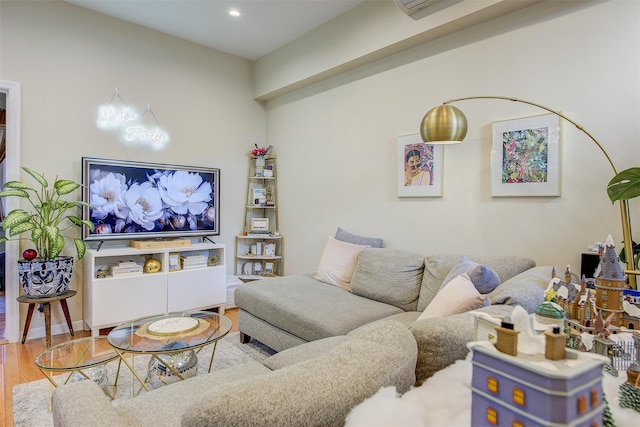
[251,217,269,233]
[264,242,276,257]
[252,188,266,206]
[397,133,443,197]
[253,262,262,275]
[263,261,275,276]
[491,113,561,197]
[168,253,181,271]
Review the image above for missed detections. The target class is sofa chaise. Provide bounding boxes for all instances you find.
[236,248,552,384]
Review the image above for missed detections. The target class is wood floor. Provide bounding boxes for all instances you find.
[0,308,239,427]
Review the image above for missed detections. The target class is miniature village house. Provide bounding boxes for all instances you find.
[594,236,627,328]
[547,266,603,335]
[469,336,608,426]
[548,236,640,335]
[621,289,640,330]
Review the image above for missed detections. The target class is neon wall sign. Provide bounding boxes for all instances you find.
[98,105,138,129]
[124,124,169,148]
[97,89,169,149]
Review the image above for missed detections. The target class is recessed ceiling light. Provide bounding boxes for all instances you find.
[229,9,240,18]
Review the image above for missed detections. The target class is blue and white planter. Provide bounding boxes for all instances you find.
[18,256,74,297]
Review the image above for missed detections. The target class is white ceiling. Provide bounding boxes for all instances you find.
[64,0,368,61]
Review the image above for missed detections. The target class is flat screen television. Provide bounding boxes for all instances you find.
[82,157,220,241]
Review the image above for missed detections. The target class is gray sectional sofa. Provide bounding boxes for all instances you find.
[52,320,417,427]
[236,249,552,384]
[52,248,552,426]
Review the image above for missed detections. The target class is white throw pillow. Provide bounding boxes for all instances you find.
[314,236,370,291]
[418,273,489,320]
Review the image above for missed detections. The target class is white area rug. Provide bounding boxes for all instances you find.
[12,332,275,427]
[346,354,640,427]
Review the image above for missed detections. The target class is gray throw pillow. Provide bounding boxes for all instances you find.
[335,227,383,248]
[441,256,501,294]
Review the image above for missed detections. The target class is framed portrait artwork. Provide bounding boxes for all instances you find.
[491,113,561,197]
[397,133,443,197]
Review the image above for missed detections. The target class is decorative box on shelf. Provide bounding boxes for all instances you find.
[130,238,191,249]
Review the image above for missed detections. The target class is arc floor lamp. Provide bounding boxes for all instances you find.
[420,96,636,289]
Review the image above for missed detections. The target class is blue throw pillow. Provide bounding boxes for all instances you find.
[335,227,383,248]
[440,256,501,294]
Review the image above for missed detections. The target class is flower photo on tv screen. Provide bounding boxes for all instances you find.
[82,158,220,240]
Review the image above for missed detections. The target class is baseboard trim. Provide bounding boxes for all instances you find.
[20,319,85,342]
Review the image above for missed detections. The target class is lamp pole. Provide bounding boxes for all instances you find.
[439,96,636,288]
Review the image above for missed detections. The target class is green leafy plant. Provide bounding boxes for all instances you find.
[607,166,640,269]
[0,167,94,260]
[607,167,640,202]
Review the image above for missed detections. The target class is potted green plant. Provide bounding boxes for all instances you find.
[0,167,94,297]
[607,166,640,269]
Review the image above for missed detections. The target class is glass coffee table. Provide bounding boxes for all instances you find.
[107,310,232,393]
[34,336,120,410]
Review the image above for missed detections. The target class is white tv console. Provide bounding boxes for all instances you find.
[83,240,226,336]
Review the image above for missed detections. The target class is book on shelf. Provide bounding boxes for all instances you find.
[114,260,140,268]
[180,254,206,261]
[110,266,143,276]
[181,263,206,270]
[181,262,207,268]
[109,260,143,275]
[180,254,207,268]
[181,255,206,261]
[110,270,144,277]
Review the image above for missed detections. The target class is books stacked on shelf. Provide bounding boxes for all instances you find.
[181,254,208,270]
[109,260,143,277]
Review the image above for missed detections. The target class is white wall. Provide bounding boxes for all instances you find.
[0,1,265,334]
[1,0,638,339]
[267,0,640,275]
